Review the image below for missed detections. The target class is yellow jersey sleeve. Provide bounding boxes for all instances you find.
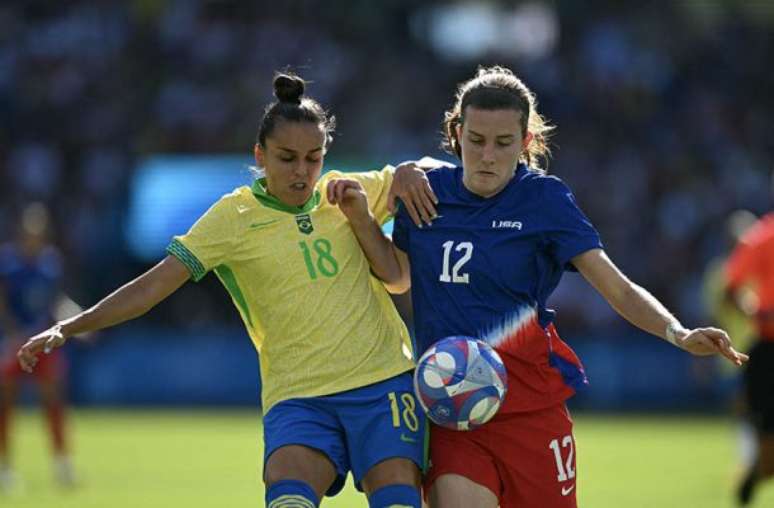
[166,191,239,281]
[350,165,395,225]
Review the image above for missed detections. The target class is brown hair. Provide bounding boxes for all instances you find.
[443,66,554,171]
[256,72,336,149]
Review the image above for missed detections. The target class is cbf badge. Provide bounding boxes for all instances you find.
[295,214,314,235]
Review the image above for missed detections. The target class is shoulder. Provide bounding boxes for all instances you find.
[321,166,393,185]
[426,166,459,186]
[523,172,580,208]
[519,169,570,191]
[189,185,256,233]
[208,185,254,214]
[423,166,461,200]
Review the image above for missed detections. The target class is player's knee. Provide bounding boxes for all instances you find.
[368,483,421,508]
[265,479,319,508]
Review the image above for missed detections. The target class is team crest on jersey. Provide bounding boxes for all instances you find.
[295,214,314,235]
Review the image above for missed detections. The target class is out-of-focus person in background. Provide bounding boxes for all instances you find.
[0,203,76,492]
[723,177,774,506]
[15,73,435,508]
[702,209,759,479]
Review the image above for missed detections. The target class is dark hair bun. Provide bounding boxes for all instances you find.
[273,73,305,104]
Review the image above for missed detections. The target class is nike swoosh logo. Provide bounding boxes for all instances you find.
[561,485,575,496]
[249,219,279,229]
[400,434,416,443]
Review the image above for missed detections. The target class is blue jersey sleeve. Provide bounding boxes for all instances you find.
[542,177,603,271]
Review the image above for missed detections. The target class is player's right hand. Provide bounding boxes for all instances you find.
[326,178,371,223]
[17,324,66,373]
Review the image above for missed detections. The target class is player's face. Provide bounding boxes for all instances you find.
[255,120,326,206]
[457,107,527,198]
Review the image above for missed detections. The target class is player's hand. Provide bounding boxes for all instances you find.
[17,324,67,373]
[387,157,451,226]
[676,327,749,366]
[327,179,371,223]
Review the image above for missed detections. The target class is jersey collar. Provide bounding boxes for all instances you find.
[251,178,321,214]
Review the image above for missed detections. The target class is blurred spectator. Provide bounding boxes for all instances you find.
[723,176,774,506]
[703,209,759,489]
[0,203,75,492]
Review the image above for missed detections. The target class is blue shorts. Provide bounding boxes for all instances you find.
[263,371,426,497]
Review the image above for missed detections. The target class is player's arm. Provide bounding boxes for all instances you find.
[572,248,748,366]
[327,178,411,294]
[387,156,454,226]
[17,255,191,372]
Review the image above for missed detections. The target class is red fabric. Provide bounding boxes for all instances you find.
[424,403,577,508]
[725,213,774,339]
[1,349,68,456]
[496,321,579,414]
[0,348,64,382]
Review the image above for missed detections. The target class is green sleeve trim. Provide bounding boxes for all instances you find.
[214,264,254,328]
[167,239,207,282]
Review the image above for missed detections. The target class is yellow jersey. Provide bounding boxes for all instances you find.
[167,167,414,412]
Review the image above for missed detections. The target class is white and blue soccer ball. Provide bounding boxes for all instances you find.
[413,336,508,431]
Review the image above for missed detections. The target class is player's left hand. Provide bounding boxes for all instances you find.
[327,178,370,222]
[387,157,452,226]
[676,327,749,366]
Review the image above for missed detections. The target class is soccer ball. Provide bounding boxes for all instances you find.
[413,336,508,431]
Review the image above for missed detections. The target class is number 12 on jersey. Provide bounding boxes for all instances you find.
[439,241,473,283]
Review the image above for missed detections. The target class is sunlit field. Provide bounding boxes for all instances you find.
[3,410,774,507]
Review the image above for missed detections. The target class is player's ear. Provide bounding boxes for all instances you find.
[254,143,264,167]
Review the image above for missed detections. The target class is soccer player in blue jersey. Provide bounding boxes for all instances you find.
[17,73,435,508]
[332,65,748,508]
[0,204,75,491]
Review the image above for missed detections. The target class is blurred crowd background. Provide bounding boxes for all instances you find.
[1,0,773,409]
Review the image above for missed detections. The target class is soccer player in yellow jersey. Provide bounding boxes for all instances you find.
[16,73,429,508]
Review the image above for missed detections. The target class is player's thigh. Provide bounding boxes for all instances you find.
[263,398,349,497]
[424,422,501,503]
[361,457,421,495]
[264,444,338,499]
[492,404,577,508]
[428,473,498,508]
[337,372,426,489]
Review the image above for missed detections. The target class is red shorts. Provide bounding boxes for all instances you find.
[424,403,577,508]
[0,347,64,383]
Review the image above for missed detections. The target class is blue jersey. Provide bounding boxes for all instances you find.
[393,164,603,412]
[0,243,62,333]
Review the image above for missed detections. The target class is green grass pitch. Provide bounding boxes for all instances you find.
[3,410,774,507]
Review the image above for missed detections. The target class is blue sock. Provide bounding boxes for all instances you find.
[266,479,319,508]
[368,484,421,508]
